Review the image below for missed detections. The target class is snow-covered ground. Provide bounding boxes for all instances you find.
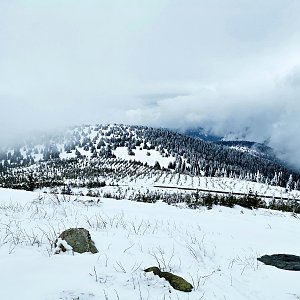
[1,188,300,300]
[114,147,174,169]
[64,170,300,201]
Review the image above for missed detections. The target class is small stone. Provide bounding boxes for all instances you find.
[144,266,193,292]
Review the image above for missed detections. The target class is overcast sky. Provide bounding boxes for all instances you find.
[1,0,300,169]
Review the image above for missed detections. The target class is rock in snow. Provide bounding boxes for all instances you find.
[55,228,98,254]
[258,254,300,271]
[144,266,193,292]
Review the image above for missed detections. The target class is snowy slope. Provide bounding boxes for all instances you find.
[113,146,174,168]
[37,167,300,202]
[0,188,300,300]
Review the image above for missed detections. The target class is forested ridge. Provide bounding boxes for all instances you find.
[0,124,299,190]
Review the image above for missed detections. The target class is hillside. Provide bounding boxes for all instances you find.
[1,188,300,300]
[0,124,299,194]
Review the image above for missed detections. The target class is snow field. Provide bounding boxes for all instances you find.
[62,170,300,201]
[0,188,300,299]
[114,147,175,169]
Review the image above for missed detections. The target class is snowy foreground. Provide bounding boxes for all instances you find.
[1,188,300,300]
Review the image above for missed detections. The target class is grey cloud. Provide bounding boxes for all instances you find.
[0,0,300,170]
[285,66,300,88]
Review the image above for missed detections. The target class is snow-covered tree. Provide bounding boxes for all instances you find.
[286,174,294,191]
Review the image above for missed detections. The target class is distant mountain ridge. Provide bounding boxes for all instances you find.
[177,127,223,142]
[215,140,276,161]
[179,128,278,163]
[0,124,299,191]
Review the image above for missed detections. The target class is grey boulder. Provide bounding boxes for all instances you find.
[55,228,98,254]
[257,254,300,271]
